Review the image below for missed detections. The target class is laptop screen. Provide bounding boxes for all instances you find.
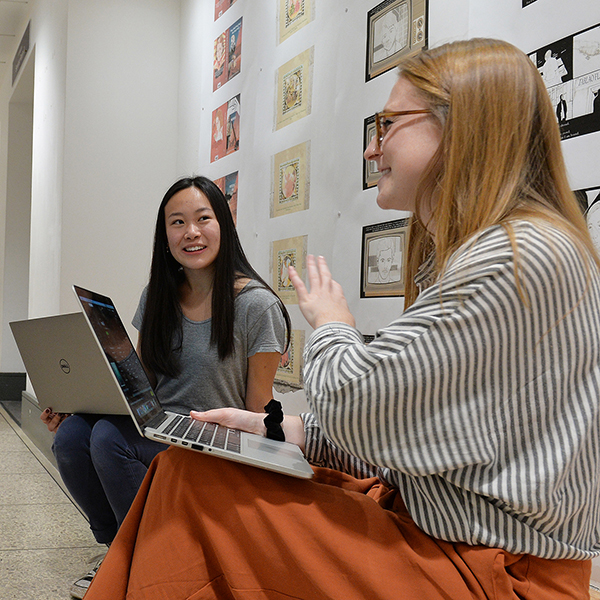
[73,286,164,427]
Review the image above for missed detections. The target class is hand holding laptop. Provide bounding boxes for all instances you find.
[190,407,307,453]
[41,407,70,433]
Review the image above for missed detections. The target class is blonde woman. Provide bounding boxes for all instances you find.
[86,39,600,600]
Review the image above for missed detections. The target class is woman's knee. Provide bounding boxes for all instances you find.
[52,414,92,458]
[89,419,126,457]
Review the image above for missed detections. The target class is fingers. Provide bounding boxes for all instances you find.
[40,408,69,432]
[288,265,307,298]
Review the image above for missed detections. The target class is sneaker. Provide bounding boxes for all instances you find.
[70,556,104,599]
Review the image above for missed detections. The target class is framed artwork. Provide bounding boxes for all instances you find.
[214,0,237,21]
[575,185,600,254]
[529,23,600,140]
[360,218,410,297]
[271,141,310,217]
[275,48,314,130]
[274,329,305,391]
[271,235,308,305]
[522,0,539,6]
[214,171,239,225]
[363,114,381,189]
[365,0,427,82]
[211,94,240,162]
[278,0,313,44]
[213,17,243,91]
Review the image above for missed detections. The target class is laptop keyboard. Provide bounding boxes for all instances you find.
[159,415,241,453]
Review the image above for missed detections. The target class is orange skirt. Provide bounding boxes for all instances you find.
[85,447,591,600]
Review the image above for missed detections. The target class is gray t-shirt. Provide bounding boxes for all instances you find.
[133,281,286,415]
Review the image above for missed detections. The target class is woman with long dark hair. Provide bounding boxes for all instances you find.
[43,176,290,598]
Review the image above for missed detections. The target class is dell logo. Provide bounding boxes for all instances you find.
[59,359,71,374]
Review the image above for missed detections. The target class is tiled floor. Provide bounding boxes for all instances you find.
[0,405,105,600]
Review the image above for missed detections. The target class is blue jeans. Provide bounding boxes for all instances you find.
[52,414,167,544]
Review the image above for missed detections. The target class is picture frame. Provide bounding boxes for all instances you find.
[213,17,243,91]
[214,0,238,21]
[214,171,239,225]
[363,114,381,189]
[575,185,600,254]
[360,218,410,298]
[365,0,427,82]
[278,0,313,44]
[275,48,314,130]
[271,141,310,217]
[271,235,308,305]
[274,329,305,391]
[211,94,240,162]
[529,23,600,140]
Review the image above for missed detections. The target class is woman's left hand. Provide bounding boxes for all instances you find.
[190,407,266,437]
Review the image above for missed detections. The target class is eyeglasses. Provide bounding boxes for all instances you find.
[374,110,432,149]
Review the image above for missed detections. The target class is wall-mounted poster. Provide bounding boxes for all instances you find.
[213,17,243,91]
[275,48,314,130]
[214,0,237,21]
[363,114,381,189]
[214,171,239,224]
[278,0,313,44]
[211,94,240,162]
[361,218,409,297]
[271,141,310,217]
[271,235,308,304]
[529,23,600,140]
[365,0,427,82]
[575,185,600,253]
[274,329,305,392]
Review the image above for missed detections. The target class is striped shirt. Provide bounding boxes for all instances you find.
[301,221,600,560]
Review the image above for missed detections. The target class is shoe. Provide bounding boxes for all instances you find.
[70,556,104,599]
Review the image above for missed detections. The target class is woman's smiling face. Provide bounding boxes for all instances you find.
[364,77,442,221]
[164,187,221,275]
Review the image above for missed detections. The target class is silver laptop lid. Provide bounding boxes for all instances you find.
[10,313,129,415]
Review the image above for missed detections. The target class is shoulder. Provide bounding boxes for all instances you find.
[449,220,585,271]
[236,280,279,306]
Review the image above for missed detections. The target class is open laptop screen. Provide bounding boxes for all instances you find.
[73,286,163,427]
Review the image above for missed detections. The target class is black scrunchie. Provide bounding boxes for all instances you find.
[263,399,285,442]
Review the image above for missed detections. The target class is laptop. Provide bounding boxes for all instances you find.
[10,312,129,415]
[72,285,314,479]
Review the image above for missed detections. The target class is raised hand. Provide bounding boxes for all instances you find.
[288,255,355,330]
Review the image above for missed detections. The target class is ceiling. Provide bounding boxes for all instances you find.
[0,0,32,89]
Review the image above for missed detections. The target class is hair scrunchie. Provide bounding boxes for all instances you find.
[263,399,285,442]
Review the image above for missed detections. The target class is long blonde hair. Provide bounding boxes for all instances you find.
[401,38,598,307]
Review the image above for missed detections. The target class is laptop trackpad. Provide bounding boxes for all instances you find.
[246,437,304,461]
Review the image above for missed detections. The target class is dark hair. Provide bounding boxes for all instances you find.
[141,176,291,377]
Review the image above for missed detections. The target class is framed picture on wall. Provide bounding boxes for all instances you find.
[365,0,427,82]
[363,114,381,189]
[278,0,313,44]
[211,95,240,162]
[214,171,239,225]
[360,218,410,297]
[214,0,237,21]
[529,23,600,140]
[271,235,308,304]
[213,17,243,91]
[274,329,305,391]
[575,185,600,254]
[271,141,310,217]
[275,48,314,130]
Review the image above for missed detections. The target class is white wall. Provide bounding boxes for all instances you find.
[0,0,69,371]
[59,0,181,329]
